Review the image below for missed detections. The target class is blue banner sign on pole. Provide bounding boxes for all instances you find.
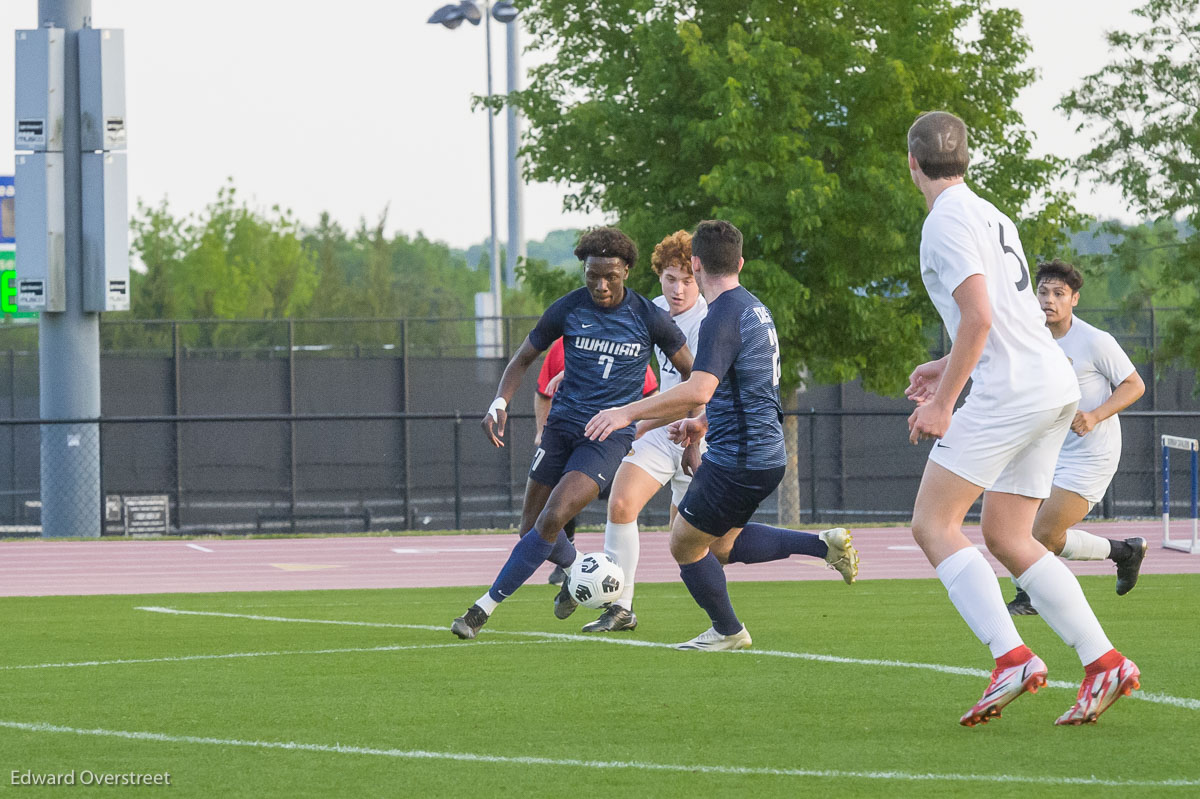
[0,175,13,244]
[0,175,37,319]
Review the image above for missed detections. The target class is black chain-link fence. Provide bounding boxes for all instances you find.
[2,409,1198,538]
[0,313,1197,537]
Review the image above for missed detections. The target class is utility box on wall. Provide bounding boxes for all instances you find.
[82,152,129,311]
[14,153,65,312]
[14,28,64,152]
[79,29,127,151]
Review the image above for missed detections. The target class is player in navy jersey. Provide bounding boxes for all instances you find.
[451,227,693,640]
[586,220,860,651]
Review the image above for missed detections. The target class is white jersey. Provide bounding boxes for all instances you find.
[653,294,707,390]
[1056,316,1136,461]
[920,184,1079,413]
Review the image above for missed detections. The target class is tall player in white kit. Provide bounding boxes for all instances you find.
[1008,260,1147,616]
[904,112,1140,726]
[582,231,708,633]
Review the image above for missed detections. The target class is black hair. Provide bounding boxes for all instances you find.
[574,227,638,267]
[691,220,743,276]
[1035,259,1084,292]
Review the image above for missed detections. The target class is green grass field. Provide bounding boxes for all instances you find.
[2,575,1197,797]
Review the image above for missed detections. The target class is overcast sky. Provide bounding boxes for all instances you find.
[1,1,1143,251]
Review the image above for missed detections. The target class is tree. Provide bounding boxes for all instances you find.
[128,183,319,348]
[136,184,318,322]
[517,256,582,306]
[1059,0,1200,379]
[299,212,495,352]
[499,0,1078,396]
[128,184,508,353]
[1073,219,1195,312]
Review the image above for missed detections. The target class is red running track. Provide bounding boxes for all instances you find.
[1,520,1196,598]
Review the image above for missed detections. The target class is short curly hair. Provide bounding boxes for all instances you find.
[574,227,638,267]
[651,230,693,276]
[1036,259,1083,292]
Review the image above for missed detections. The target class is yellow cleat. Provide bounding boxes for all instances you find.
[819,527,859,584]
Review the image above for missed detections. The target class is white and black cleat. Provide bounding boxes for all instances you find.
[450,604,489,640]
[581,605,637,632]
[553,574,579,620]
[1114,537,1148,596]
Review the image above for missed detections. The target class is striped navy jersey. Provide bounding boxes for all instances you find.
[528,287,686,429]
[692,286,785,470]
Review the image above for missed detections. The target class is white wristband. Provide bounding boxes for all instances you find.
[487,397,507,422]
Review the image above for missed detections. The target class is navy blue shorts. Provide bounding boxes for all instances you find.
[678,460,786,537]
[530,421,634,495]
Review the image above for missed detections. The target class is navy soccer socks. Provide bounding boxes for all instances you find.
[679,552,742,635]
[546,529,578,570]
[728,522,827,564]
[488,529,555,603]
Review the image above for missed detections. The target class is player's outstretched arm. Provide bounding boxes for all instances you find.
[668,343,694,382]
[584,372,719,442]
[908,275,990,444]
[1071,369,1146,436]
[533,391,551,446]
[482,338,543,448]
[628,344,702,436]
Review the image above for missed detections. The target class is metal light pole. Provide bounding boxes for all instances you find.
[499,4,524,288]
[36,0,101,538]
[428,1,523,352]
[481,1,502,325]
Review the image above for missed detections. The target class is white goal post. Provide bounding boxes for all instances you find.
[1162,435,1200,554]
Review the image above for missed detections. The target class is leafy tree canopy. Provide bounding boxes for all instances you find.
[126,182,545,352]
[496,0,1079,393]
[1059,0,1200,380]
[131,183,318,322]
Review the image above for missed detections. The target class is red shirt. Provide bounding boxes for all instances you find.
[536,338,658,398]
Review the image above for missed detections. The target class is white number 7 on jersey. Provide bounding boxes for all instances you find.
[598,354,614,379]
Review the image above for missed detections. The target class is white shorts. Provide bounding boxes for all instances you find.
[1053,447,1119,506]
[620,425,704,507]
[928,401,1077,499]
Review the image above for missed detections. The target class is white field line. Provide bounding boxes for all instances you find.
[186,544,214,553]
[0,719,1196,788]
[0,640,549,671]
[135,607,1200,712]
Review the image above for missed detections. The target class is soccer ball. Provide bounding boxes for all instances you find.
[567,552,624,609]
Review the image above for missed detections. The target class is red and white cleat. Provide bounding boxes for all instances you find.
[960,653,1048,727]
[1055,655,1140,725]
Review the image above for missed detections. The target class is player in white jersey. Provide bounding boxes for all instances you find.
[582,230,709,633]
[905,112,1139,726]
[1007,260,1147,615]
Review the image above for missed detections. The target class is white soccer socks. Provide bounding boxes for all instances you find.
[604,520,640,610]
[1059,528,1112,561]
[475,593,499,615]
[1018,552,1114,666]
[936,547,1024,658]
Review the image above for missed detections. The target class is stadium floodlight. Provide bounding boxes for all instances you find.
[457,1,484,25]
[492,1,520,23]
[427,0,527,351]
[427,4,466,29]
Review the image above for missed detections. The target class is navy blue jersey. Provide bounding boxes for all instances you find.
[529,287,686,429]
[692,286,785,469]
